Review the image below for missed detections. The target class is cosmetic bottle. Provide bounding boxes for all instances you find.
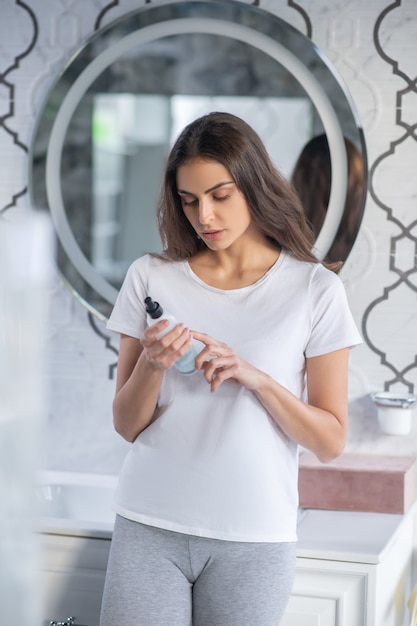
[144,296,197,375]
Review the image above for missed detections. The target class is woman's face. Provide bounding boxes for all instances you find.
[176,158,259,251]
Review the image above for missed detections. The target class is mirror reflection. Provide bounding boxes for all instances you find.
[90,91,315,291]
[29,1,367,320]
[291,134,365,264]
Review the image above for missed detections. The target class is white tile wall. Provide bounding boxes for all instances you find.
[1,0,416,472]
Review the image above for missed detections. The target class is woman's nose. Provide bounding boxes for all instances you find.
[198,199,214,225]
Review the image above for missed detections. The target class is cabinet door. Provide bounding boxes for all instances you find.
[281,558,369,626]
[40,534,110,626]
[41,569,105,626]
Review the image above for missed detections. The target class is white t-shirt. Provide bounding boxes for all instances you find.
[106,251,362,542]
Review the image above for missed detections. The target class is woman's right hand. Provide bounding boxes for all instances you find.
[140,320,194,371]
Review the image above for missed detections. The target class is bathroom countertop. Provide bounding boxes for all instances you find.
[38,516,115,540]
[296,505,414,564]
[37,470,417,563]
[39,505,414,566]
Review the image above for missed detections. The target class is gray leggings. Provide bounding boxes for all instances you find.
[100,515,296,626]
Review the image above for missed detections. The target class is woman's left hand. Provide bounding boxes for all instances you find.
[192,331,264,393]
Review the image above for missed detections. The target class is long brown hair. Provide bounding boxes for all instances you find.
[291,133,365,264]
[157,111,319,265]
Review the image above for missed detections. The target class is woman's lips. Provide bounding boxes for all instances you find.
[201,230,224,241]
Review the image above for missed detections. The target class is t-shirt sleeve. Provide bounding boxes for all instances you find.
[305,265,362,358]
[105,255,149,339]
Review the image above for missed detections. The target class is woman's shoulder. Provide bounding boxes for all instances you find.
[128,252,169,271]
[283,251,330,276]
[127,252,186,279]
[283,252,342,292]
[122,254,150,282]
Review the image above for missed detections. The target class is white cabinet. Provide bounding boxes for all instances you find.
[282,561,367,625]
[282,506,416,626]
[39,505,416,626]
[40,534,110,626]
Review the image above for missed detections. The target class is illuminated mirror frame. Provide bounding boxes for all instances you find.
[29,1,367,321]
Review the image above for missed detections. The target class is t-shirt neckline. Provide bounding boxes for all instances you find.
[183,250,287,294]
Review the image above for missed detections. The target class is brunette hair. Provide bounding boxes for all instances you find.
[157,111,319,265]
[291,133,365,264]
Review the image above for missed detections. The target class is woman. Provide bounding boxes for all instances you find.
[100,112,361,625]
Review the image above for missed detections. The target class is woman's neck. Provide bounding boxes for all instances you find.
[189,242,280,290]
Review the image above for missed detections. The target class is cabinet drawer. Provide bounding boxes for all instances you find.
[281,595,337,626]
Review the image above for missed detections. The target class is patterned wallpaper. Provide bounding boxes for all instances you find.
[1,0,416,472]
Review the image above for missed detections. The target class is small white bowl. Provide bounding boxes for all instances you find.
[370,392,416,436]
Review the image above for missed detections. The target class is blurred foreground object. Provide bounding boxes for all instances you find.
[0,211,54,626]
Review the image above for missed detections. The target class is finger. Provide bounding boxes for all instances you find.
[144,319,170,340]
[190,330,212,345]
[203,355,234,383]
[173,329,194,357]
[209,364,238,392]
[191,331,227,350]
[194,343,229,370]
[195,351,217,371]
[157,325,187,350]
[144,323,187,351]
[157,328,193,361]
[143,325,193,369]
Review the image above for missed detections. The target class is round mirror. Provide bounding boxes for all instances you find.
[29,0,367,320]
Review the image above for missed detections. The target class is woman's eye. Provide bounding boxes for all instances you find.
[181,194,229,206]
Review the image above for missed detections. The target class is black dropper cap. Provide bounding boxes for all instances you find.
[144,296,163,319]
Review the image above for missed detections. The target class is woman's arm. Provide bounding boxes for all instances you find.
[112,335,163,442]
[253,349,349,463]
[113,320,195,442]
[192,331,350,463]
